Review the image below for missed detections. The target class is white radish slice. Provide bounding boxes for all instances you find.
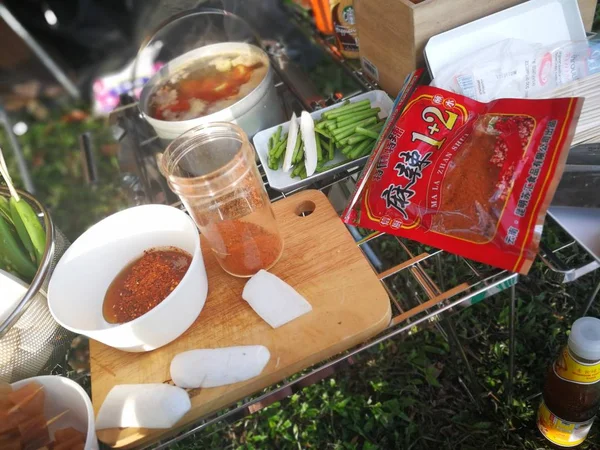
[283,113,299,172]
[242,270,312,328]
[300,111,318,176]
[95,384,190,430]
[170,345,270,389]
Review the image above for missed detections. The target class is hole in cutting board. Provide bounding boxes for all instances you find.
[295,200,316,217]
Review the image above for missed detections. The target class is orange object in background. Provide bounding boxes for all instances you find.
[310,0,333,34]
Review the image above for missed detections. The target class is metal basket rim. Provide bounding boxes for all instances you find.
[0,187,55,337]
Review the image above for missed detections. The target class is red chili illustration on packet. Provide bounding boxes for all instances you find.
[342,85,582,274]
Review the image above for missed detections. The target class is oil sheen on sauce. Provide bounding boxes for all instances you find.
[103,247,192,324]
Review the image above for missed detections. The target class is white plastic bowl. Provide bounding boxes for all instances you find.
[11,375,98,450]
[47,205,208,352]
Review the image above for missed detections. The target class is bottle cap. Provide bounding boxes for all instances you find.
[568,317,600,362]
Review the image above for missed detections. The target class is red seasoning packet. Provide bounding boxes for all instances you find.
[342,83,583,274]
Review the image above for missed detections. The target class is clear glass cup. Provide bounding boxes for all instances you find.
[159,122,283,277]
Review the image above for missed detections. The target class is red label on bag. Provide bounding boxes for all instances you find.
[343,86,582,274]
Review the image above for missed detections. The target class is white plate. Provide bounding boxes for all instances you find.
[424,0,587,79]
[253,90,393,192]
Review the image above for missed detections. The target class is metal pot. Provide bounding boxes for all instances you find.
[139,42,284,140]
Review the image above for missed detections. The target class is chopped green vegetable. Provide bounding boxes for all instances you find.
[333,117,378,141]
[322,99,370,120]
[355,126,380,140]
[315,127,332,139]
[316,159,351,173]
[268,135,274,153]
[294,145,304,164]
[316,135,323,162]
[265,98,386,181]
[291,135,303,164]
[273,126,282,145]
[349,138,375,159]
[335,108,380,128]
[291,162,305,178]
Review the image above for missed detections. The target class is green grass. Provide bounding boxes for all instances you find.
[166,236,599,450]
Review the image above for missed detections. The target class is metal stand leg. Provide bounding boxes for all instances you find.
[442,317,482,407]
[0,106,35,193]
[506,283,517,405]
[0,4,80,99]
[579,278,600,318]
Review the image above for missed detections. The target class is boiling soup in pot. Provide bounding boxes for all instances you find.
[149,50,268,122]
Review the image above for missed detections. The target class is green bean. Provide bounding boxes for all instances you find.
[291,162,305,178]
[333,117,378,142]
[346,134,370,146]
[291,136,303,164]
[299,168,308,179]
[0,214,36,280]
[274,126,282,145]
[315,128,331,139]
[349,139,375,159]
[344,122,384,146]
[316,159,351,173]
[355,126,380,140]
[332,117,378,137]
[328,142,334,161]
[320,119,337,130]
[268,155,278,170]
[357,141,377,158]
[273,137,288,159]
[335,108,381,126]
[341,145,355,156]
[336,108,380,128]
[322,99,371,119]
[294,145,304,164]
[316,135,323,162]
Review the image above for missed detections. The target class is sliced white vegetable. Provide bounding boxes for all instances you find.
[283,113,299,172]
[300,111,318,176]
[95,384,190,430]
[242,270,312,328]
[170,345,271,389]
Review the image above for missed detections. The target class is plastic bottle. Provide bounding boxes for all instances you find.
[310,0,333,35]
[330,0,359,59]
[537,317,600,447]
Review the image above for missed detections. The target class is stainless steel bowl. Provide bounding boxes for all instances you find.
[139,42,285,140]
[0,187,74,382]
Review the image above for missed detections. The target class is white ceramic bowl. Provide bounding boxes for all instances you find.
[11,375,98,450]
[48,205,208,352]
[139,42,284,140]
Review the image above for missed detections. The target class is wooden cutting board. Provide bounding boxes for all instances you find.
[90,190,391,448]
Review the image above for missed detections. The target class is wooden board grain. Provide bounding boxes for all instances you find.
[90,190,391,448]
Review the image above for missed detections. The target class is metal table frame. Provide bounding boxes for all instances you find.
[96,7,598,448]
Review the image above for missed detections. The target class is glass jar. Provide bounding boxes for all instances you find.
[159,122,283,277]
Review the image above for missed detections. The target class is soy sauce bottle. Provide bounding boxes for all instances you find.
[537,317,600,447]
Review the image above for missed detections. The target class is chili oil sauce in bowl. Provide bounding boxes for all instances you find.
[47,205,208,352]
